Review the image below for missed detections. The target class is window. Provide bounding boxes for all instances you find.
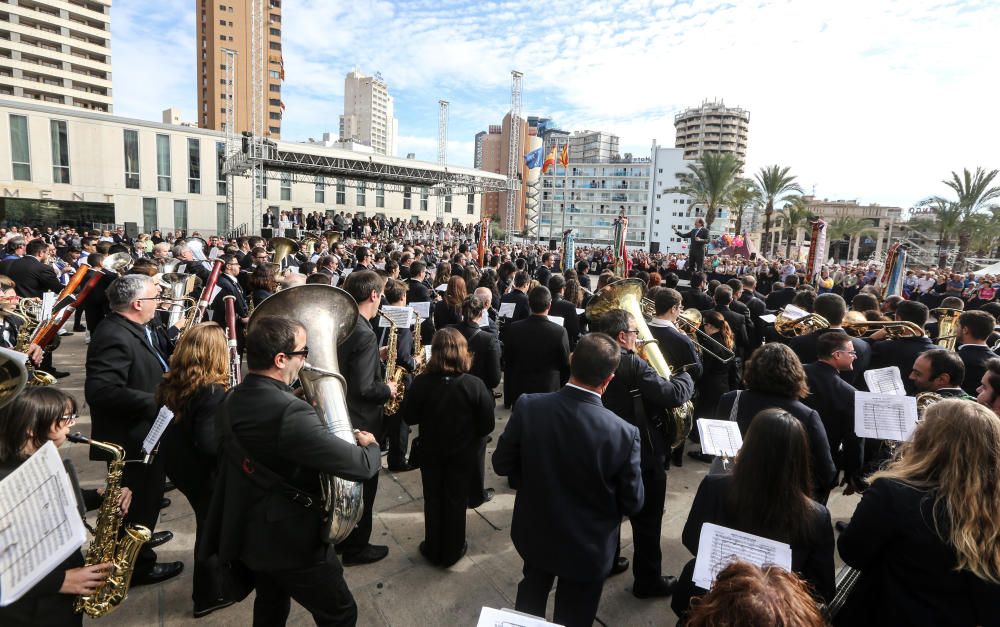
[444,194,452,213]
[155,134,171,191]
[315,175,325,203]
[336,178,345,204]
[142,197,157,234]
[255,175,266,199]
[217,202,229,235]
[9,115,30,181]
[174,200,188,231]
[270,27,280,36]
[269,98,281,106]
[49,120,69,183]
[280,171,291,200]
[420,188,429,211]
[268,126,280,134]
[403,186,411,210]
[467,194,475,215]
[356,187,365,206]
[269,70,280,79]
[216,141,226,196]
[269,112,281,120]
[187,138,201,193]
[269,84,280,92]
[375,182,384,208]
[123,129,139,188]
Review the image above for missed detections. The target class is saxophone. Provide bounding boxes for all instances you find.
[67,433,151,618]
[412,311,425,375]
[382,311,406,415]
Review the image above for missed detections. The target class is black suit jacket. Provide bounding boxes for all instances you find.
[399,373,495,459]
[682,288,714,312]
[803,361,863,480]
[337,314,392,434]
[406,278,433,306]
[84,313,165,457]
[7,255,63,297]
[499,289,530,323]
[492,386,644,581]
[869,336,935,395]
[765,287,797,311]
[549,296,581,349]
[210,273,249,327]
[702,304,749,356]
[649,321,703,381]
[958,344,999,397]
[534,264,552,287]
[790,328,872,389]
[838,478,1000,626]
[202,374,380,572]
[450,322,502,389]
[503,315,570,407]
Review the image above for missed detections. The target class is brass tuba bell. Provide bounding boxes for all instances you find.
[322,230,342,249]
[268,237,300,271]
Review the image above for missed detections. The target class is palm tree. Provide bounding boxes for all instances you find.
[775,195,814,259]
[726,178,759,235]
[826,216,879,262]
[940,167,1000,269]
[916,196,963,268]
[754,165,803,258]
[673,152,744,227]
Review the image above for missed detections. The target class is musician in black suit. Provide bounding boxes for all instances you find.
[593,309,694,598]
[908,349,972,399]
[502,286,570,409]
[648,287,702,382]
[789,293,871,388]
[534,252,554,287]
[701,285,750,358]
[493,333,644,627]
[380,279,418,472]
[674,218,708,273]
[765,273,799,310]
[7,239,65,298]
[803,332,864,493]
[681,272,714,312]
[547,274,581,349]
[84,274,183,585]
[499,270,531,323]
[335,270,396,565]
[405,260,435,305]
[209,255,249,353]
[868,300,934,396]
[200,316,381,626]
[957,310,1000,397]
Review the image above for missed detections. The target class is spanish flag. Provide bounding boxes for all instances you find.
[559,144,569,167]
[541,146,557,174]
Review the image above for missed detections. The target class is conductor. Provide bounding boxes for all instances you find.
[674,218,709,274]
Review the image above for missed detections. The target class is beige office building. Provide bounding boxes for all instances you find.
[339,69,398,156]
[674,100,749,161]
[476,112,531,230]
[0,0,113,113]
[196,0,283,138]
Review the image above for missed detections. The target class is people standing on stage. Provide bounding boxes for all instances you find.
[84,274,183,586]
[336,270,397,565]
[201,316,381,625]
[956,310,1000,397]
[502,286,570,409]
[908,349,973,399]
[674,218,709,274]
[493,333,644,627]
[838,400,1000,626]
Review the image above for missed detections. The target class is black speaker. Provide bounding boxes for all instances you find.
[549,239,557,250]
[261,228,274,239]
[124,221,138,239]
[650,242,660,254]
[284,228,298,239]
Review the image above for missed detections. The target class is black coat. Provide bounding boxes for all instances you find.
[869,336,935,395]
[337,314,392,434]
[84,313,165,458]
[161,384,226,495]
[82,268,114,332]
[790,328,872,389]
[803,361,863,480]
[200,374,381,572]
[499,289,530,323]
[958,344,999,397]
[534,264,552,287]
[838,478,1000,627]
[649,321,703,382]
[765,287,797,311]
[503,315,570,407]
[432,299,462,330]
[492,386,644,581]
[398,372,495,459]
[449,322,502,389]
[681,288,714,312]
[406,278,433,306]
[7,256,63,298]
[701,304,749,356]
[548,295,581,349]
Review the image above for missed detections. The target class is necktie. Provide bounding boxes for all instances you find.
[145,325,170,372]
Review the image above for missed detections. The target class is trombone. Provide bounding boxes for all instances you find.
[675,308,736,364]
[842,311,925,338]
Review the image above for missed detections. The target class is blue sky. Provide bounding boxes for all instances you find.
[112,0,1000,210]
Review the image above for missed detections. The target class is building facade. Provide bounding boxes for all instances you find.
[197,0,283,137]
[473,130,486,169]
[542,129,620,163]
[0,0,112,113]
[339,69,398,157]
[674,100,749,162]
[475,113,532,231]
[0,100,492,235]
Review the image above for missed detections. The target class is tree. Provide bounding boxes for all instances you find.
[826,216,879,262]
[775,195,815,259]
[726,178,759,236]
[916,196,963,268]
[754,165,803,257]
[673,152,744,227]
[940,167,1000,269]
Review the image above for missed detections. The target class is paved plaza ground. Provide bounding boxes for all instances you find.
[53,332,859,626]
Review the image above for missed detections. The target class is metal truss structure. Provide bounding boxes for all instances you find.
[437,100,449,221]
[505,71,523,242]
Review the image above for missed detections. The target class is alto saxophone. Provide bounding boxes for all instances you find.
[412,311,425,375]
[68,433,151,618]
[382,312,406,415]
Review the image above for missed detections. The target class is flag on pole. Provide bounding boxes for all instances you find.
[559,144,569,167]
[541,146,557,174]
[613,214,632,276]
[523,147,544,169]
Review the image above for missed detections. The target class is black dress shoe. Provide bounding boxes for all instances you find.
[52,370,71,379]
[73,325,87,332]
[633,575,678,598]
[164,481,176,493]
[194,598,235,619]
[468,488,495,509]
[609,557,629,576]
[687,451,714,463]
[131,561,184,586]
[160,497,171,509]
[146,530,174,548]
[387,463,416,472]
[835,521,848,533]
[342,544,388,566]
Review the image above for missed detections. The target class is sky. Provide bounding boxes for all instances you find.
[111,0,1000,210]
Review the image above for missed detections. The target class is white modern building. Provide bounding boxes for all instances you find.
[674,100,749,162]
[0,0,113,113]
[338,69,398,157]
[0,99,495,235]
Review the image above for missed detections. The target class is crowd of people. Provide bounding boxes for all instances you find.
[0,220,998,627]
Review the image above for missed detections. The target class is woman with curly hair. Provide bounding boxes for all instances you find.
[837,399,1000,626]
[156,322,233,617]
[715,343,836,502]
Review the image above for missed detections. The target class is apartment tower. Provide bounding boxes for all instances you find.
[197,0,283,137]
[0,0,112,112]
[476,112,532,229]
[339,69,398,156]
[673,100,749,161]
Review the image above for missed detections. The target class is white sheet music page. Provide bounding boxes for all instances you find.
[142,406,175,455]
[498,302,517,319]
[410,301,431,319]
[781,304,809,320]
[693,523,792,590]
[378,306,414,328]
[0,441,86,607]
[758,313,777,324]
[863,366,906,396]
[696,419,743,458]
[477,607,560,627]
[854,392,918,441]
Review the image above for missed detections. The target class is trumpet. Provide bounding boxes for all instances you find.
[774,309,830,338]
[675,309,736,364]
[843,311,925,338]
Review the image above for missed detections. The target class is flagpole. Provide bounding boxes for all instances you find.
[560,138,568,239]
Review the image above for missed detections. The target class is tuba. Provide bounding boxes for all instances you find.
[300,234,320,258]
[915,391,944,419]
[101,252,135,275]
[268,237,299,271]
[930,307,961,350]
[322,230,342,249]
[586,278,694,449]
[248,284,364,544]
[159,272,196,329]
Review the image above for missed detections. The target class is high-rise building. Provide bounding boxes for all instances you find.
[0,0,112,113]
[197,0,283,137]
[674,100,749,161]
[473,130,486,169]
[543,129,620,163]
[476,113,532,229]
[338,69,398,156]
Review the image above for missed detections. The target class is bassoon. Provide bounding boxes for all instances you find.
[223,294,241,387]
[192,258,226,324]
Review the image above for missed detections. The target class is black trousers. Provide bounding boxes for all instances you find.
[688,252,705,274]
[167,457,226,606]
[467,436,489,507]
[615,463,667,585]
[420,448,474,566]
[382,412,410,468]
[335,472,379,554]
[118,453,166,574]
[515,562,604,627]
[252,558,357,627]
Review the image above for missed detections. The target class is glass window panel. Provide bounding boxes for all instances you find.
[376,182,384,208]
[444,194,452,213]
[420,188,428,211]
[142,197,157,233]
[187,138,201,194]
[173,200,188,232]
[315,175,325,203]
[467,194,474,215]
[281,171,291,200]
[9,115,30,181]
[123,129,139,189]
[403,186,411,210]
[356,187,365,206]
[50,120,69,184]
[217,202,229,235]
[216,141,226,196]
[156,134,171,191]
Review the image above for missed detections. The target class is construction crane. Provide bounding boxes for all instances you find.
[505,71,523,242]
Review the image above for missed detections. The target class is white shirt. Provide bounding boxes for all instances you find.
[647,318,678,330]
[566,383,603,400]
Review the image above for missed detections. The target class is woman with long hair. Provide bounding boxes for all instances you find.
[247,264,277,307]
[0,387,129,626]
[691,311,738,441]
[434,261,451,289]
[715,343,836,502]
[156,322,233,617]
[672,408,834,620]
[398,328,495,567]
[838,399,1000,626]
[434,275,467,330]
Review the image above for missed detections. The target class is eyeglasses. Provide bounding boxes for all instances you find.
[135,296,164,303]
[625,329,639,335]
[835,350,858,357]
[283,347,309,358]
[59,414,77,427]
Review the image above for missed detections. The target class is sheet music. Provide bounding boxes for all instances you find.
[478,314,490,327]
[863,366,906,396]
[330,274,340,287]
[435,284,448,292]
[40,292,55,322]
[379,306,414,328]
[781,304,808,320]
[854,392,918,441]
[424,345,432,361]
[208,285,223,304]
[177,263,188,274]
[0,441,87,607]
[547,315,564,327]
[758,313,777,324]
[208,247,221,260]
[575,308,586,315]
[498,302,517,319]
[142,406,175,455]
[410,301,431,319]
[696,419,743,458]
[692,523,792,590]
[477,606,560,627]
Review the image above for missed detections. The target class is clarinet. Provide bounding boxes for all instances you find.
[223,294,241,387]
[193,258,225,324]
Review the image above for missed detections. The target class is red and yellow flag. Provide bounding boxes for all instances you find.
[541,146,557,174]
[559,144,569,167]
